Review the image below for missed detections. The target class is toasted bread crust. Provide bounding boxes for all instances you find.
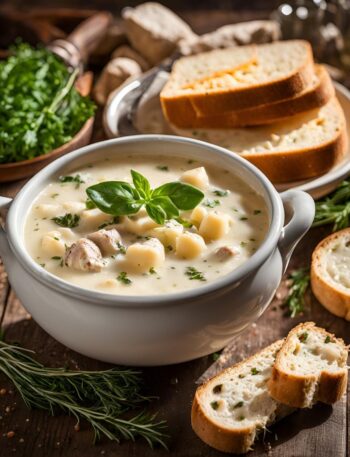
[242,122,347,183]
[268,323,348,408]
[161,41,314,117]
[191,340,284,454]
[162,65,334,128]
[311,229,350,320]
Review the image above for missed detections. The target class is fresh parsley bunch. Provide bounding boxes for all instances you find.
[0,43,95,164]
[86,170,204,225]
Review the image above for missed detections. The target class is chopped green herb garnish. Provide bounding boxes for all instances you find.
[253,209,262,215]
[212,352,221,361]
[210,401,219,410]
[156,165,169,171]
[51,193,59,199]
[59,174,85,189]
[203,199,220,208]
[51,256,62,260]
[234,401,244,409]
[52,213,80,228]
[324,336,332,344]
[240,241,247,247]
[117,272,132,285]
[166,245,173,252]
[213,189,228,197]
[53,236,60,241]
[283,268,310,317]
[251,368,260,375]
[240,216,248,221]
[299,332,308,343]
[238,374,244,379]
[117,242,126,255]
[187,159,195,164]
[149,267,157,275]
[175,217,193,228]
[185,267,206,282]
[313,179,350,231]
[238,415,245,421]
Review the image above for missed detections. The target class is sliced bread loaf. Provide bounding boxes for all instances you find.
[161,40,314,117]
[191,340,294,454]
[311,229,350,320]
[163,65,334,128]
[172,97,347,183]
[268,322,348,408]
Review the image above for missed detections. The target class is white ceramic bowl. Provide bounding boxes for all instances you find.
[0,135,315,366]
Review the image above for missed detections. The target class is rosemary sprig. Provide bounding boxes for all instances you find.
[313,179,350,231]
[0,340,167,447]
[283,268,310,317]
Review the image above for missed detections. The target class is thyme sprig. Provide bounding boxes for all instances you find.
[313,179,350,231]
[0,340,167,447]
[283,268,310,317]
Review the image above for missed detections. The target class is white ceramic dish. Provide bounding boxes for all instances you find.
[104,72,350,200]
[0,135,314,366]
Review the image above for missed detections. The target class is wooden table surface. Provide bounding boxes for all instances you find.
[0,7,349,457]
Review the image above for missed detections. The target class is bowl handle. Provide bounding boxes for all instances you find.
[0,196,13,262]
[278,189,315,273]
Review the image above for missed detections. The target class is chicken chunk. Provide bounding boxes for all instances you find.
[64,238,104,272]
[87,228,122,256]
[213,246,238,261]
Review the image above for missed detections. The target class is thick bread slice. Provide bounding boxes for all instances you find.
[163,65,334,128]
[172,97,347,183]
[311,228,350,320]
[161,40,314,117]
[268,322,348,408]
[191,340,294,454]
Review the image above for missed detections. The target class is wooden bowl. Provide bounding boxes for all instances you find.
[0,72,94,183]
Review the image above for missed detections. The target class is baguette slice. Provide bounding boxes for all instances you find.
[163,65,334,128]
[161,40,314,117]
[172,97,347,183]
[192,340,294,454]
[311,228,350,320]
[268,322,348,408]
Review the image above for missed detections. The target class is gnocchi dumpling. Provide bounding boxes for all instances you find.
[80,209,112,231]
[122,216,159,235]
[41,231,66,257]
[180,167,209,190]
[36,204,61,218]
[63,201,86,214]
[199,212,231,241]
[176,232,206,259]
[190,206,207,227]
[124,238,165,273]
[150,219,183,249]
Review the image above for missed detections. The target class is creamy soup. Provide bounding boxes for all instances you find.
[24,155,269,295]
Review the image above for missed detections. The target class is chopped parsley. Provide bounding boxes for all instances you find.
[59,174,85,189]
[203,199,220,208]
[212,352,221,361]
[298,332,308,343]
[52,213,80,228]
[324,335,332,344]
[253,209,262,215]
[185,267,206,282]
[251,368,260,375]
[149,267,157,275]
[85,197,96,209]
[166,245,173,252]
[117,242,126,255]
[213,189,228,197]
[240,216,248,221]
[234,401,244,409]
[238,415,245,421]
[117,272,132,285]
[156,165,169,171]
[51,256,62,260]
[210,401,219,410]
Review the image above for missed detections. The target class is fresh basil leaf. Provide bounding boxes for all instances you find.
[151,196,179,219]
[86,181,142,216]
[153,182,204,210]
[145,203,167,225]
[131,170,151,199]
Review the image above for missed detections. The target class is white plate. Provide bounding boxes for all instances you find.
[104,73,350,200]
